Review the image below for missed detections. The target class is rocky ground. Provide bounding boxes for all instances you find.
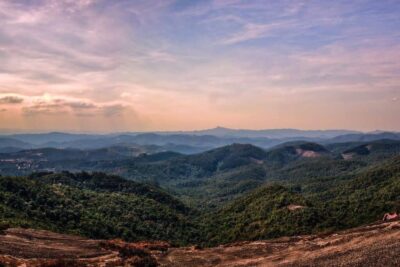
[155,220,400,267]
[0,228,165,266]
[0,220,399,266]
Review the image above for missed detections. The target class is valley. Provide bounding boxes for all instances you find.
[0,131,399,266]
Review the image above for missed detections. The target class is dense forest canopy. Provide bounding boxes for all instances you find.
[0,139,399,246]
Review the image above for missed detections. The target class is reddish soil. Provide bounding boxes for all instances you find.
[0,220,399,266]
[0,228,166,266]
[155,220,400,267]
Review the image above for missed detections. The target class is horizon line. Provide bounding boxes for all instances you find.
[0,127,398,136]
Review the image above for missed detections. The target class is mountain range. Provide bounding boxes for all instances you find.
[1,128,399,154]
[0,140,399,247]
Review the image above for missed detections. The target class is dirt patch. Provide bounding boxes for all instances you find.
[295,149,323,158]
[342,153,354,160]
[287,204,305,211]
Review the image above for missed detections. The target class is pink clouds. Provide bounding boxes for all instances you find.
[0,0,399,132]
[0,95,24,104]
[18,94,129,118]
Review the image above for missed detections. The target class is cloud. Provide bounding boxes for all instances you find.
[147,51,178,62]
[0,0,399,131]
[102,104,126,117]
[21,94,129,117]
[67,101,97,109]
[221,22,287,44]
[393,97,398,102]
[0,96,24,104]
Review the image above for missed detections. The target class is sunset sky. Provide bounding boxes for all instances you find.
[0,0,399,132]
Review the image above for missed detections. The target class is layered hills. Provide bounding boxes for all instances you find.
[0,135,399,266]
[0,139,399,246]
[1,128,399,153]
[0,172,198,245]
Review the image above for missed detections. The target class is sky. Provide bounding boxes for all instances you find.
[0,0,399,132]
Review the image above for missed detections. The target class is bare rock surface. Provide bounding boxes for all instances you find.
[0,220,399,266]
[0,228,163,266]
[156,220,400,267]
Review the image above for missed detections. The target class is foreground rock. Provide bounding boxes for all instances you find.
[0,228,168,266]
[0,220,399,266]
[155,220,400,267]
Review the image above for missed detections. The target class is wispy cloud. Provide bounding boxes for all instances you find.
[0,95,24,104]
[20,94,129,118]
[0,0,399,131]
[221,21,291,44]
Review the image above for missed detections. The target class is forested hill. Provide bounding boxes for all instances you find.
[1,156,398,247]
[29,171,188,212]
[202,156,400,245]
[0,141,399,247]
[0,172,199,245]
[102,140,400,208]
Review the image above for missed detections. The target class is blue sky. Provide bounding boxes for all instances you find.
[0,0,399,132]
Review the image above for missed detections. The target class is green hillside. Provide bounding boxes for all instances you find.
[340,140,400,161]
[106,141,399,209]
[0,172,199,245]
[201,156,400,246]
[202,185,317,245]
[0,141,399,247]
[264,142,330,165]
